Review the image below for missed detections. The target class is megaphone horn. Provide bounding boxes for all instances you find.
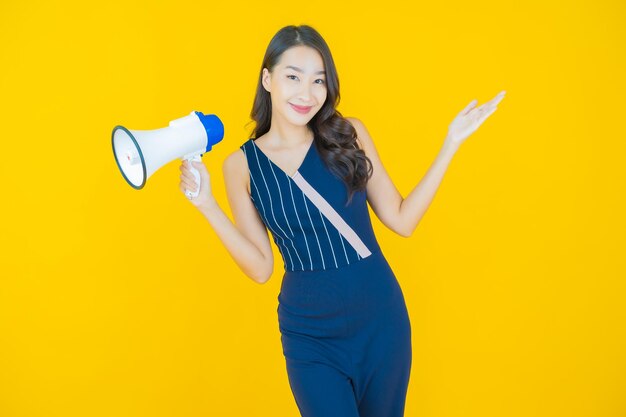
[112,111,224,199]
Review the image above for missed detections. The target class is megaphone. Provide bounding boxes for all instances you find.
[112,111,224,199]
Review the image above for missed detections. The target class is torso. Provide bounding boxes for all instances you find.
[239,132,381,272]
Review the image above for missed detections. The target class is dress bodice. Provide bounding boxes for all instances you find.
[239,138,381,272]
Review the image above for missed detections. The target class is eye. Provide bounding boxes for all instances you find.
[287,75,326,85]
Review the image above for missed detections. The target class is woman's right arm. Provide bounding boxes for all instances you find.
[179,150,274,284]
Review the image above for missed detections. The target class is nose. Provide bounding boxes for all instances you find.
[297,83,313,103]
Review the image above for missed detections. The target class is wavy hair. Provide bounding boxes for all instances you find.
[246,24,372,206]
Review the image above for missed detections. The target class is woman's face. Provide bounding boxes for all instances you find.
[262,45,328,127]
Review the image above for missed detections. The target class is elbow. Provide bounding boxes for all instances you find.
[243,267,271,285]
[397,224,416,238]
[387,222,412,238]
[248,254,274,284]
[396,213,421,238]
[256,275,271,285]
[253,266,273,285]
[251,274,269,285]
[394,204,413,238]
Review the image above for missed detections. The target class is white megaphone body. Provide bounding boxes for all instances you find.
[112,111,224,199]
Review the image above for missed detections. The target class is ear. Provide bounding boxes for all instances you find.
[262,68,271,93]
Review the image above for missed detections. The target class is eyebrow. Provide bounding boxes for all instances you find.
[284,65,326,75]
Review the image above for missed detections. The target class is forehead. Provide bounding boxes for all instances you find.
[279,46,325,74]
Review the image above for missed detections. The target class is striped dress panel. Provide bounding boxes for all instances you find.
[239,139,366,272]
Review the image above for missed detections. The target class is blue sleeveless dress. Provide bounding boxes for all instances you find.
[240,137,412,417]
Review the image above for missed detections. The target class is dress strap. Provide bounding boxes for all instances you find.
[291,171,372,259]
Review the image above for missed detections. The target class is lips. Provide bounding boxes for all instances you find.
[290,103,312,114]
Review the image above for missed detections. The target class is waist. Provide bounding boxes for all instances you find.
[283,245,386,277]
[277,246,404,330]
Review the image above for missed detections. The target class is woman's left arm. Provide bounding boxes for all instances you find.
[348,90,506,237]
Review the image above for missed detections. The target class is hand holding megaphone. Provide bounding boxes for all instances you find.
[181,154,203,200]
[179,159,213,208]
[112,110,224,202]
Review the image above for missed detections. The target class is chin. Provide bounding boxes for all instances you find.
[287,111,315,125]
[290,119,312,127]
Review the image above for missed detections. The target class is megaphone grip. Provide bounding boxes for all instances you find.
[184,154,202,199]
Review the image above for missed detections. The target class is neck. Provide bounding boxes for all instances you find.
[267,113,314,148]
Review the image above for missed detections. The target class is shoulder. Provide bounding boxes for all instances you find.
[345,116,373,151]
[223,142,251,191]
[224,147,245,169]
[345,116,362,131]
[224,140,249,170]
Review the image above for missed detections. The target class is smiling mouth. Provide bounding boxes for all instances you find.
[289,103,313,113]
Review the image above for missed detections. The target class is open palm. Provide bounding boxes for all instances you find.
[446,90,506,148]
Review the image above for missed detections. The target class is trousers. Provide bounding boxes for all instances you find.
[277,247,412,417]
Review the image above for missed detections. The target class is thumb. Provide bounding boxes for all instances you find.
[191,160,209,180]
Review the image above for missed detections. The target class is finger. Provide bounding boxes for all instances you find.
[180,179,197,191]
[180,184,191,195]
[191,161,207,174]
[470,104,487,117]
[484,106,497,118]
[480,91,505,109]
[180,185,197,194]
[180,171,195,182]
[181,163,202,178]
[476,107,497,124]
[461,99,478,115]
[192,163,209,181]
[180,186,196,196]
[490,96,504,106]
[481,103,496,114]
[492,91,506,104]
[480,101,498,113]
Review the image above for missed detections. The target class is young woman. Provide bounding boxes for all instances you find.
[179,24,505,417]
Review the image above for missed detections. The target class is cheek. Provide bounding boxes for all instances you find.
[281,83,300,99]
[316,88,327,104]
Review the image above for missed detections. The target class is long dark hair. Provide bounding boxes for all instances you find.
[247,24,372,206]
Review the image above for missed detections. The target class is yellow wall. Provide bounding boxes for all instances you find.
[1,1,624,416]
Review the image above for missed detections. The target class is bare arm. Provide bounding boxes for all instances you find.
[397,141,459,237]
[348,117,458,237]
[180,150,274,284]
[349,92,504,237]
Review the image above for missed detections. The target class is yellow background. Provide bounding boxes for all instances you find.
[1,1,624,416]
